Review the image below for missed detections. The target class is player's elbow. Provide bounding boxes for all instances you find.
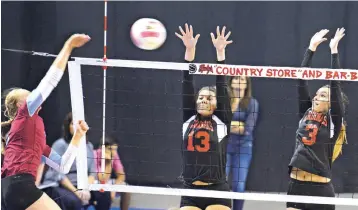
[59,159,73,174]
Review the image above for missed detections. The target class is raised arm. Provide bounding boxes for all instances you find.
[298,49,314,117]
[42,120,89,174]
[175,23,200,121]
[211,26,233,125]
[329,28,346,138]
[26,34,91,116]
[298,29,329,118]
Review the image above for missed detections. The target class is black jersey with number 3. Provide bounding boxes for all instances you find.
[289,49,344,178]
[181,60,232,184]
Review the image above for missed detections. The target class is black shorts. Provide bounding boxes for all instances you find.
[287,178,335,210]
[180,182,232,209]
[1,173,44,210]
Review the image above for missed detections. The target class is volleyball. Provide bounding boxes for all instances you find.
[130,18,167,50]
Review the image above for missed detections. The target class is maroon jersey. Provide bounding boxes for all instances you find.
[1,103,51,179]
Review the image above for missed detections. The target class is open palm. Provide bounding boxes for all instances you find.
[330,28,345,50]
[175,23,200,49]
[210,26,233,51]
[68,34,91,48]
[309,29,329,51]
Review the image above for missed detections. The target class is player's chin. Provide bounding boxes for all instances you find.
[197,109,214,117]
[312,105,325,113]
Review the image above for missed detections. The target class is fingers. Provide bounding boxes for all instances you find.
[194,34,201,41]
[226,40,233,45]
[212,26,231,39]
[76,120,89,132]
[185,23,189,34]
[175,32,183,39]
[210,33,215,41]
[179,26,185,36]
[225,31,231,40]
[221,26,226,37]
[332,27,346,42]
[189,25,193,37]
[318,29,329,37]
[335,28,339,36]
[336,27,345,38]
[176,23,196,38]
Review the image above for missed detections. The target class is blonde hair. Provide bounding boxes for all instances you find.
[1,88,28,128]
[332,124,347,162]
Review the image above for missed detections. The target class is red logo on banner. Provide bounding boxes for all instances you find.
[199,64,214,74]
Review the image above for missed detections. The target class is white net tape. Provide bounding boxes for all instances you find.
[73,57,358,81]
[69,58,358,207]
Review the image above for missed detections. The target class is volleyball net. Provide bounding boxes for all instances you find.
[68,57,358,207]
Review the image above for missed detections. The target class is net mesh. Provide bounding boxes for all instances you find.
[68,58,358,207]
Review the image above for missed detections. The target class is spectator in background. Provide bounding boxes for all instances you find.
[226,76,259,210]
[93,136,130,210]
[40,112,94,209]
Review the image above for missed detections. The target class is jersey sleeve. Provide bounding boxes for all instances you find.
[43,145,52,157]
[330,53,344,139]
[182,61,196,121]
[215,60,232,126]
[41,144,79,174]
[244,98,259,136]
[26,66,64,116]
[298,48,314,118]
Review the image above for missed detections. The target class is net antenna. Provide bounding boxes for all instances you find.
[100,0,108,175]
[69,56,358,206]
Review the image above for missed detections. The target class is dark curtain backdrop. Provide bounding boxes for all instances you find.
[2,2,358,193]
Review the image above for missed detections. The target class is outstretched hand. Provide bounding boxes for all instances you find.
[67,34,91,49]
[330,28,345,54]
[309,29,329,51]
[175,23,200,50]
[210,26,233,52]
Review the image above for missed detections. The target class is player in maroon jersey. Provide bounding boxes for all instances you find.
[1,34,90,210]
[287,28,349,210]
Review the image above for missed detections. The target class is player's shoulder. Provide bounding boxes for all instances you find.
[15,103,30,118]
[212,115,223,123]
[184,115,196,124]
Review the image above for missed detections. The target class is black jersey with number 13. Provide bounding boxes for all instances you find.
[181,60,232,184]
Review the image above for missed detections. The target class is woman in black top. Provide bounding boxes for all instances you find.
[287,28,349,210]
[175,24,233,210]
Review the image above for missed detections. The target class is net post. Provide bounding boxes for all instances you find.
[68,61,89,190]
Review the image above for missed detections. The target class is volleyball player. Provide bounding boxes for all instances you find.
[1,33,91,210]
[287,28,348,210]
[175,24,233,210]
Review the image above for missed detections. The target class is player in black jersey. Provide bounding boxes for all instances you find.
[287,28,349,210]
[175,24,233,210]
